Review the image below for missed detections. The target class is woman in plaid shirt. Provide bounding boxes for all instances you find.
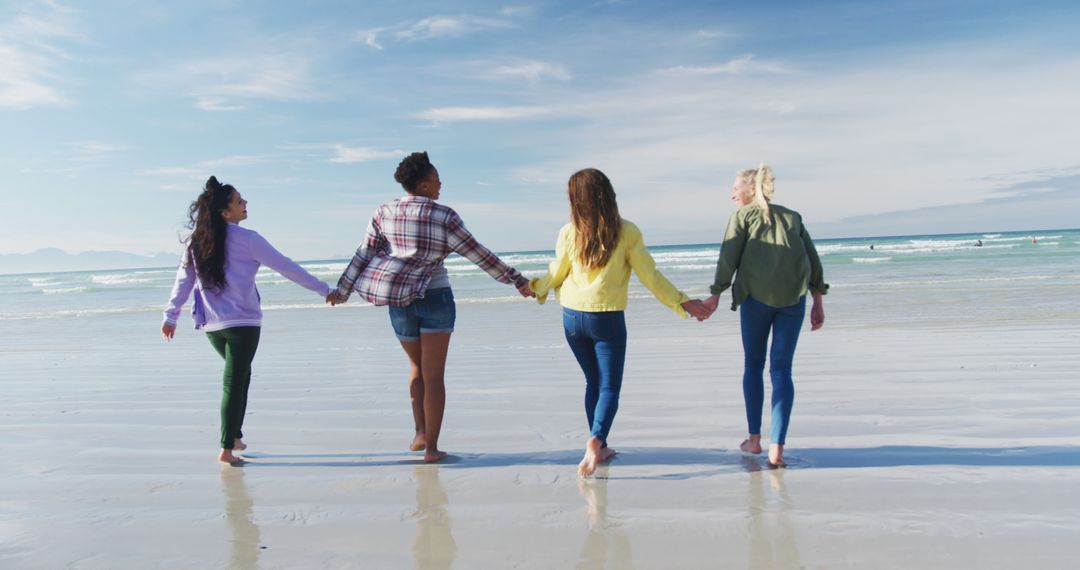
[330,152,534,462]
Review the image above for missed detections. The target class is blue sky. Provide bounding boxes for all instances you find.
[2,0,1079,261]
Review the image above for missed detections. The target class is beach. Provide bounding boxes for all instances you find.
[2,230,1079,569]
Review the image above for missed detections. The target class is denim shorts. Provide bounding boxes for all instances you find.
[388,287,456,341]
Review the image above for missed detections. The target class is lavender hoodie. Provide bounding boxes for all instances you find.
[163,223,330,332]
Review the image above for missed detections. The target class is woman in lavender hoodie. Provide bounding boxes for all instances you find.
[162,176,331,465]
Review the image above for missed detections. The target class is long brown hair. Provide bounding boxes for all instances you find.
[567,168,621,270]
[183,176,235,292]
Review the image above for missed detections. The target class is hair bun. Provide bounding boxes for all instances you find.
[394,152,434,190]
[205,176,221,192]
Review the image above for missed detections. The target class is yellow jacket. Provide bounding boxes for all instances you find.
[529,220,689,318]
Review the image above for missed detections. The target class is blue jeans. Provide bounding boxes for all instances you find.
[740,295,805,446]
[388,288,456,341]
[563,308,627,446]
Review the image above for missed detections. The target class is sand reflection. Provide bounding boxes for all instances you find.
[220,467,262,570]
[745,464,801,570]
[576,469,636,570]
[411,466,457,570]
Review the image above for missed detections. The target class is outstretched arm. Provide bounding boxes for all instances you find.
[248,231,330,298]
[529,226,572,304]
[446,211,529,290]
[625,225,690,318]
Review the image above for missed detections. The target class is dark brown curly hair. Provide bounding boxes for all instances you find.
[183,176,235,293]
[394,151,436,192]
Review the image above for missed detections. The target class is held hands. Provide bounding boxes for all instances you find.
[326,291,347,306]
[516,281,536,298]
[682,294,721,322]
[681,299,712,321]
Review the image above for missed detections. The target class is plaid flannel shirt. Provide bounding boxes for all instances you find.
[335,196,527,307]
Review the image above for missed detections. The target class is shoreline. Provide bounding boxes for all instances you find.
[2,226,1076,277]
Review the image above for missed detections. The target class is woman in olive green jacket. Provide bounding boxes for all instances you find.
[703,164,828,467]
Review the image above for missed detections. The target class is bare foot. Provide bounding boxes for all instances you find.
[424,450,448,463]
[410,433,427,452]
[218,449,245,466]
[578,437,604,477]
[233,439,247,451]
[599,447,617,463]
[768,443,785,467]
[739,435,763,454]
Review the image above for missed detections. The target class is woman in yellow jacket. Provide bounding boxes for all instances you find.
[530,168,709,476]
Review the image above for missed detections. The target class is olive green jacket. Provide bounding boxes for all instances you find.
[710,203,828,310]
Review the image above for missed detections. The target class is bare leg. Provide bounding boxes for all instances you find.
[768,443,785,467]
[419,332,451,463]
[740,434,763,454]
[399,340,427,451]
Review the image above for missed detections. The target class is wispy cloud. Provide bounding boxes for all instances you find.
[329,145,404,163]
[200,155,267,169]
[272,143,404,163]
[141,54,321,111]
[662,55,790,76]
[695,29,731,40]
[0,1,82,110]
[137,155,269,183]
[69,141,128,161]
[488,60,570,82]
[356,27,386,50]
[413,105,550,123]
[395,15,512,41]
[504,45,1080,236]
[358,12,517,49]
[194,97,246,112]
[499,6,534,18]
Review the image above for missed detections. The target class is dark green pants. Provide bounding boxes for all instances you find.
[206,326,261,449]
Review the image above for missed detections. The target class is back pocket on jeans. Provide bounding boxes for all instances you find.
[584,314,621,341]
[562,311,577,337]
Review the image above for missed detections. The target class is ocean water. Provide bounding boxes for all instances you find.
[1,229,1078,328]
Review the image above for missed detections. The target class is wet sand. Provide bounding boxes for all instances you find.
[1,299,1078,569]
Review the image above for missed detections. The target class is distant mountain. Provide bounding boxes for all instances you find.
[0,248,182,275]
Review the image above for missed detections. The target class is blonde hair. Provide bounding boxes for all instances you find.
[737,163,775,224]
[567,168,621,270]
